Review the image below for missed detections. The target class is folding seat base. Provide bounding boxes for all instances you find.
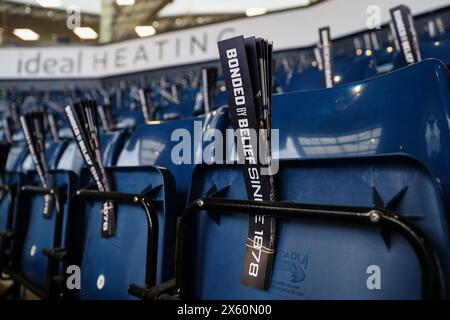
[137,197,444,300]
[9,170,76,300]
[61,165,176,300]
[66,188,159,298]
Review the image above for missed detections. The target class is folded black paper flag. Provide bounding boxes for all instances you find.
[202,67,218,114]
[20,112,55,218]
[390,5,422,65]
[318,26,334,88]
[138,87,153,122]
[218,35,276,291]
[64,100,116,237]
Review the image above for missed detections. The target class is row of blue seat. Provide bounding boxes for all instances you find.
[1,58,450,299]
[1,19,449,126]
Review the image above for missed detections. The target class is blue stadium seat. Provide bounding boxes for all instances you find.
[4,141,28,173]
[174,58,450,300]
[421,38,450,64]
[63,165,176,299]
[373,48,396,67]
[21,140,68,172]
[0,171,23,275]
[154,87,198,120]
[214,90,229,108]
[114,110,145,129]
[283,55,377,92]
[10,170,77,298]
[0,136,28,275]
[117,107,229,213]
[6,126,127,297]
[57,130,128,175]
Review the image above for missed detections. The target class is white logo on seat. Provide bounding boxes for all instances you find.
[30,245,37,256]
[97,274,105,290]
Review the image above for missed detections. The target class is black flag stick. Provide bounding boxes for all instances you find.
[84,99,113,197]
[65,101,116,237]
[218,35,277,290]
[2,116,14,145]
[83,99,116,237]
[20,112,55,217]
[201,67,218,114]
[138,87,153,122]
[47,111,60,142]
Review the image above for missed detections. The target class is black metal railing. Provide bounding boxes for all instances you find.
[9,185,66,299]
[71,189,159,298]
[148,197,444,300]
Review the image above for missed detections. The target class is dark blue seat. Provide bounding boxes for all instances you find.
[10,170,77,297]
[157,102,193,120]
[214,90,229,108]
[7,128,127,297]
[117,108,229,213]
[59,111,195,299]
[183,157,446,299]
[274,58,450,205]
[155,88,198,120]
[5,135,75,296]
[64,165,176,299]
[1,137,28,274]
[283,55,377,92]
[421,38,450,64]
[21,140,68,172]
[114,110,145,128]
[373,48,396,68]
[394,36,450,69]
[56,130,127,175]
[4,142,28,173]
[283,67,323,92]
[0,171,23,274]
[178,58,450,299]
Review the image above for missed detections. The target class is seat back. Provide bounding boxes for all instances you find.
[21,140,68,172]
[65,166,176,299]
[5,142,28,172]
[10,128,126,295]
[57,130,128,174]
[180,59,450,299]
[283,55,377,92]
[11,170,77,296]
[183,157,449,299]
[117,107,229,212]
[274,59,450,212]
[421,38,450,64]
[114,111,145,129]
[0,172,23,273]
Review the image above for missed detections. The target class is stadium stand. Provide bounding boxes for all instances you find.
[1,1,450,302]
